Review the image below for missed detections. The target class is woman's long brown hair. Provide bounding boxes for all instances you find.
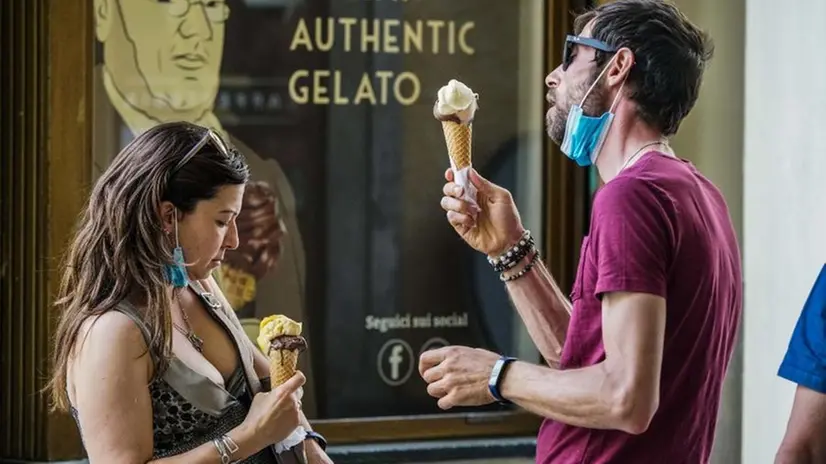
[48,122,248,411]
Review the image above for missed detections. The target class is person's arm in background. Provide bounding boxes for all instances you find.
[775,264,826,464]
[776,386,826,464]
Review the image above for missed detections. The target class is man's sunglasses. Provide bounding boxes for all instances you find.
[562,35,618,71]
[171,129,230,175]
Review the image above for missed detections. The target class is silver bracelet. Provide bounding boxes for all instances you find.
[213,434,240,464]
[222,435,239,454]
[213,438,230,464]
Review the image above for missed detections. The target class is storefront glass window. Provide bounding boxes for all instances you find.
[92,0,546,423]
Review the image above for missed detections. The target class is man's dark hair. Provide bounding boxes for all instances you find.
[575,0,714,136]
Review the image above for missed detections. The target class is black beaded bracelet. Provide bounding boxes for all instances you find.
[496,242,535,272]
[488,230,534,273]
[500,250,539,282]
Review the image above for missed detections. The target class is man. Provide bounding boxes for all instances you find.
[92,0,317,415]
[775,265,826,464]
[419,1,741,462]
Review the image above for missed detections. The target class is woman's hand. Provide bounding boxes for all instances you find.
[241,372,306,449]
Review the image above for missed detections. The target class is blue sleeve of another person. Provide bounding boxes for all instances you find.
[778,264,826,393]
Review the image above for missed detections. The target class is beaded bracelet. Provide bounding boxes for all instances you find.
[497,242,536,272]
[500,250,540,282]
[488,230,534,273]
[488,230,531,269]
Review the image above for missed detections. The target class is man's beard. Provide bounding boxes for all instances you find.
[546,70,609,145]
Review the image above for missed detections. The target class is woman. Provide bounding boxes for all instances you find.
[48,122,331,463]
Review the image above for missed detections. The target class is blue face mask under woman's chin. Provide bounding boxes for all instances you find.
[164,209,189,288]
[165,246,189,288]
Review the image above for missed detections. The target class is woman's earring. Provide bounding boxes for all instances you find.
[163,210,189,288]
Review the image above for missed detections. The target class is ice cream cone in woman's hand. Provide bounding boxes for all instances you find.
[257,315,307,387]
[257,315,309,462]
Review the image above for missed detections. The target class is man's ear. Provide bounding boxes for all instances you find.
[94,0,113,42]
[158,201,176,234]
[607,48,635,87]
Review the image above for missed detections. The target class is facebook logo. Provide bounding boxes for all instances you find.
[377,339,414,387]
[388,345,404,380]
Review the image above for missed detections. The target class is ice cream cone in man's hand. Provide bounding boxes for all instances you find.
[434,79,480,209]
[440,166,526,259]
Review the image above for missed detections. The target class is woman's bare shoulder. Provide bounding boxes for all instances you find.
[73,310,153,381]
[79,310,147,350]
[70,311,156,462]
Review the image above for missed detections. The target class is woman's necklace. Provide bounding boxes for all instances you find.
[172,293,204,353]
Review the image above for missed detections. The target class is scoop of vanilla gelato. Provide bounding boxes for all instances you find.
[257,314,303,353]
[435,79,478,124]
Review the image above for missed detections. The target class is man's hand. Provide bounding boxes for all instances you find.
[305,439,333,464]
[440,168,525,257]
[418,345,498,410]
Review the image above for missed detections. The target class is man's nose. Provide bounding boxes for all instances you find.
[545,65,562,89]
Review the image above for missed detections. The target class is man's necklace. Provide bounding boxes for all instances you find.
[618,140,669,173]
[173,293,204,353]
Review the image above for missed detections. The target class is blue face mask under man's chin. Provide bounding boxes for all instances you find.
[560,54,627,168]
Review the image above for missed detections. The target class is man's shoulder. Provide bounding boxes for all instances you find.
[591,173,672,227]
[604,154,729,222]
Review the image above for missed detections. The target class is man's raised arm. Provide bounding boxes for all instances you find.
[503,253,572,367]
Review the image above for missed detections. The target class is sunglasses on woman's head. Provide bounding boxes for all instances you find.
[172,129,230,174]
[562,34,618,71]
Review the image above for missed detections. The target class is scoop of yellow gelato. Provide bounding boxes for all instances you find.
[257,314,303,353]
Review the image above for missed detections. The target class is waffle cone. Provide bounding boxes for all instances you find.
[441,120,472,170]
[216,264,256,310]
[269,348,300,387]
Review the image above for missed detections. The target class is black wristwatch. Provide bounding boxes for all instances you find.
[488,356,517,404]
[304,430,327,451]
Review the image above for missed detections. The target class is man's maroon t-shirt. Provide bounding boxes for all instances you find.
[536,153,742,464]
